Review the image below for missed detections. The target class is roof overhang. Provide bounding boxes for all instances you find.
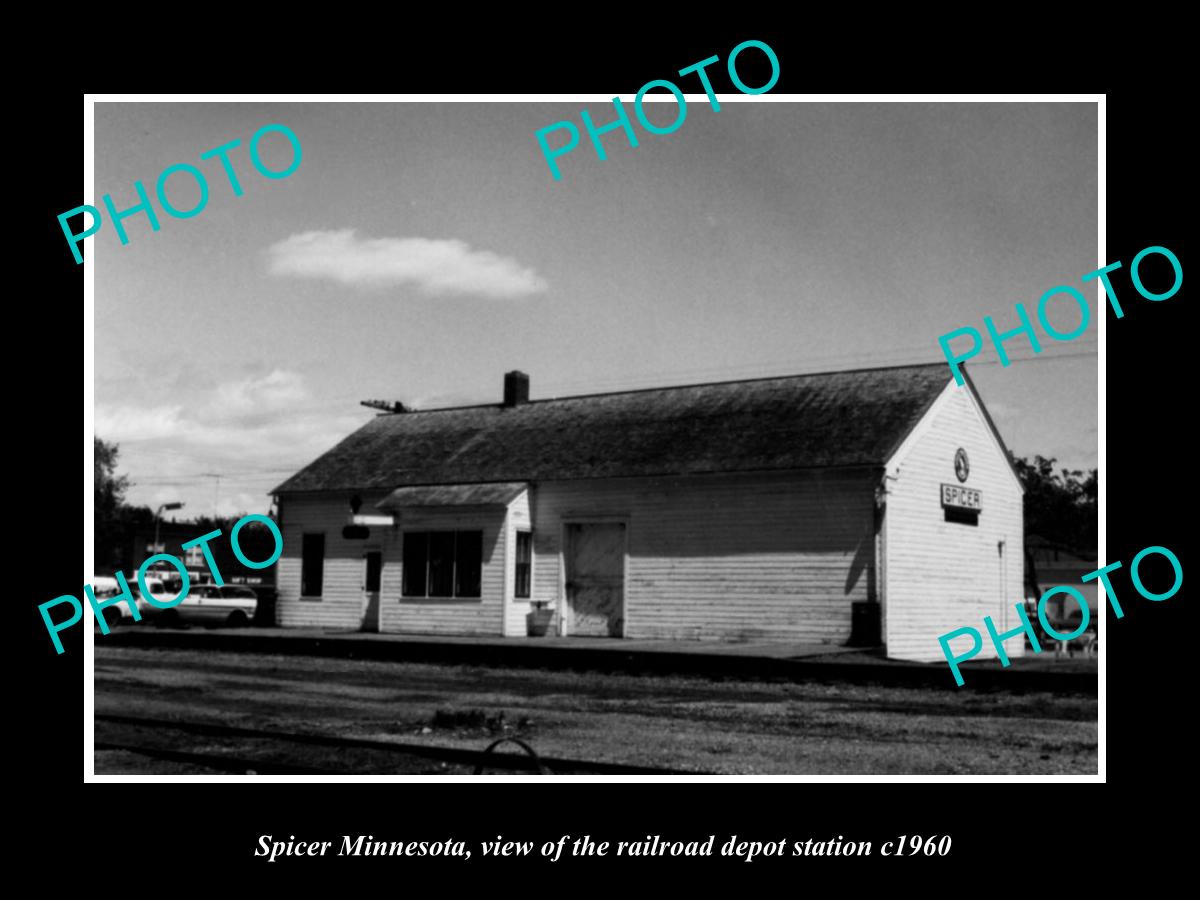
[375,482,528,513]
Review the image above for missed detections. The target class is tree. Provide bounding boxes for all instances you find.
[95,438,155,573]
[95,437,129,520]
[1013,454,1097,553]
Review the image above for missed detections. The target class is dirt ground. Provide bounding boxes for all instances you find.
[94,646,1097,775]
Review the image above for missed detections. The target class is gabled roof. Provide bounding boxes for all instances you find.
[272,363,954,494]
[880,367,1024,491]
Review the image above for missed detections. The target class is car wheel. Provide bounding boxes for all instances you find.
[226,610,249,628]
[102,608,123,631]
[156,609,181,629]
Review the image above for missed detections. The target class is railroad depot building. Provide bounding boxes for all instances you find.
[271,364,1024,663]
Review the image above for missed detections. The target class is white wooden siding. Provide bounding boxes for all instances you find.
[378,508,507,636]
[531,470,878,643]
[883,381,1025,662]
[278,494,511,636]
[276,492,392,631]
[503,489,534,637]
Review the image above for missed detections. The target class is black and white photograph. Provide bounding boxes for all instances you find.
[87,96,1100,778]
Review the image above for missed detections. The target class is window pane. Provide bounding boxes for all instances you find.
[402,532,428,597]
[456,531,483,598]
[428,532,456,597]
[515,531,531,598]
[301,533,325,597]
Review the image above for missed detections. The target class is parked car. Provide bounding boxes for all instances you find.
[90,576,126,630]
[148,584,258,628]
[91,575,160,629]
[130,576,178,616]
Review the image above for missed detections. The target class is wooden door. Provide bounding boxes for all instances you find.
[565,523,625,637]
[361,550,382,632]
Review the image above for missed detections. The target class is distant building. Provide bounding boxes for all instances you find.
[271,365,1024,663]
[1025,534,1097,619]
[131,521,277,589]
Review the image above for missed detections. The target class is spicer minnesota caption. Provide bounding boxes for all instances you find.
[41,514,282,654]
[258,833,952,863]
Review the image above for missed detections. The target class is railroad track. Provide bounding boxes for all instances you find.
[95,713,698,775]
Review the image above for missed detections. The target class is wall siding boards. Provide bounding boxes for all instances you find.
[280,471,880,644]
[533,470,878,643]
[276,492,392,631]
[276,381,1020,660]
[278,494,509,636]
[883,383,1024,663]
[503,489,533,637]
[379,508,507,636]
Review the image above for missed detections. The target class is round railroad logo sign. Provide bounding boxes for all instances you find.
[954,448,970,483]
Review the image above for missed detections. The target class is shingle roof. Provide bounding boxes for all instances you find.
[377,482,528,510]
[272,363,953,494]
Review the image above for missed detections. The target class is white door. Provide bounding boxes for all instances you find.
[565,523,626,637]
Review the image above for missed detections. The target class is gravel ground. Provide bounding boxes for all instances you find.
[94,646,1097,775]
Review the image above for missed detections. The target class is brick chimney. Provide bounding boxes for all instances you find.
[503,370,530,407]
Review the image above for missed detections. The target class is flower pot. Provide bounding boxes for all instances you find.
[526,608,555,637]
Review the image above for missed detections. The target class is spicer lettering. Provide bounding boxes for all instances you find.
[937,245,1183,385]
[937,544,1182,686]
[535,39,780,181]
[41,513,282,654]
[58,123,303,265]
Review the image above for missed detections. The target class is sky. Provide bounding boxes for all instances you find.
[93,100,1098,520]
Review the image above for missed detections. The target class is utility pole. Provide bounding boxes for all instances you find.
[154,502,184,560]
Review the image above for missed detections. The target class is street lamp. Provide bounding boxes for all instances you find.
[153,502,185,563]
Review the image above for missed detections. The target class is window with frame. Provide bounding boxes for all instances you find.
[301,533,325,597]
[402,530,483,599]
[514,531,532,599]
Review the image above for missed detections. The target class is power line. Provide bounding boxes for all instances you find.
[537,348,1098,398]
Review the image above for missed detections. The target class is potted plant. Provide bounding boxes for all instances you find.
[526,600,555,637]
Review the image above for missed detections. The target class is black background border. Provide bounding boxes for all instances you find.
[21,28,1188,884]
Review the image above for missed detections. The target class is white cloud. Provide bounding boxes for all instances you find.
[96,369,372,516]
[212,369,309,415]
[96,404,188,441]
[265,229,548,299]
